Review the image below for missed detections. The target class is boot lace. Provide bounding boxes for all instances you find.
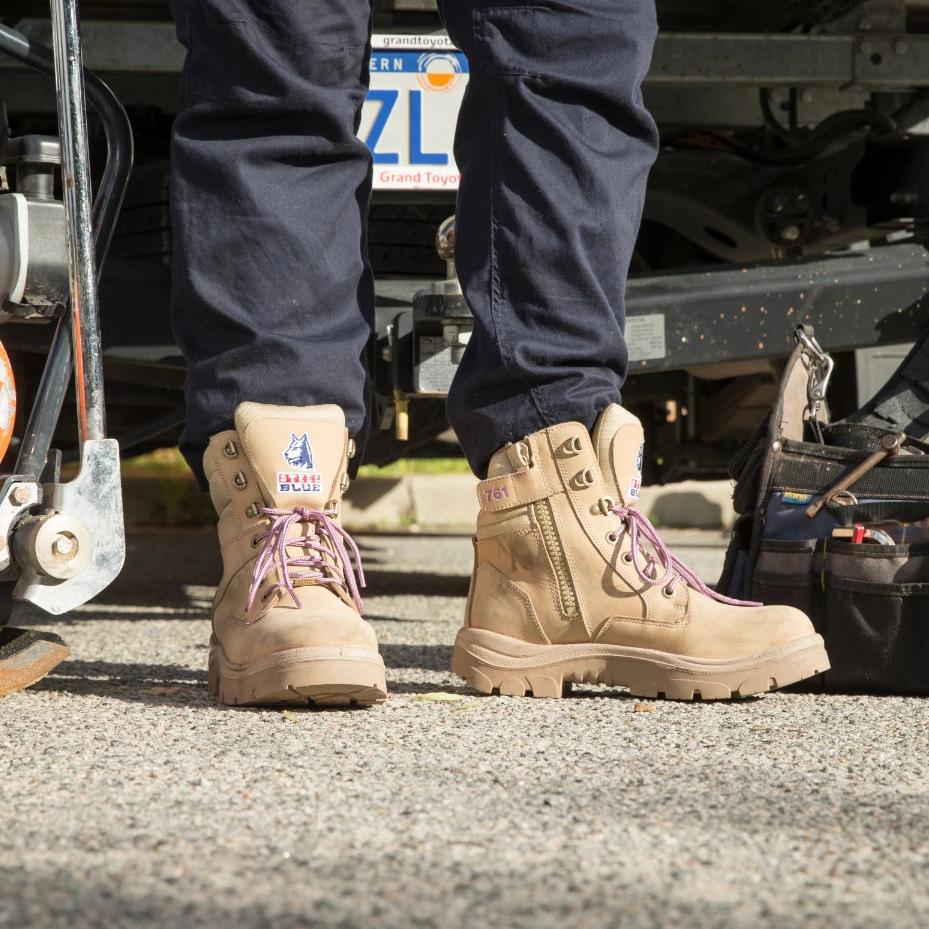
[245,507,365,615]
[610,504,759,607]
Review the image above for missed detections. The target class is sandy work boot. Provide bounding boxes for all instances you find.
[204,402,386,707]
[452,405,829,700]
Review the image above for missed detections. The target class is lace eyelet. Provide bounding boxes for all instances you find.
[606,531,618,543]
[622,552,633,564]
[260,590,272,603]
[662,585,675,598]
[573,468,595,490]
[250,535,262,549]
[596,497,615,516]
[232,470,248,490]
[223,441,238,459]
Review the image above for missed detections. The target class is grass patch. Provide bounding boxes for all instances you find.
[121,447,190,477]
[357,457,471,477]
[116,447,471,479]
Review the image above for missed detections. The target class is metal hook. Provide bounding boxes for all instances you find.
[795,327,834,438]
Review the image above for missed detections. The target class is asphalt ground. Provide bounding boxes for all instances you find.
[2,528,928,929]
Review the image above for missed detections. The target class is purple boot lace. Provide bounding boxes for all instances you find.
[245,507,366,615]
[611,504,759,607]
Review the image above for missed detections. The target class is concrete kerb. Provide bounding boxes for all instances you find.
[344,475,738,531]
[120,474,737,531]
[639,480,737,530]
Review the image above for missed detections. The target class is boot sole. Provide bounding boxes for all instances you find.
[451,627,829,700]
[209,644,387,708]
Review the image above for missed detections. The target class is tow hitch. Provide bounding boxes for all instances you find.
[0,2,132,694]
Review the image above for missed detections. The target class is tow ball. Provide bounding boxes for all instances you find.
[0,1,133,695]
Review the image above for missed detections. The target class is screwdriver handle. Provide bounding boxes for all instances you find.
[805,433,904,518]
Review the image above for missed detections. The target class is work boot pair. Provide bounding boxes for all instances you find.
[205,403,828,707]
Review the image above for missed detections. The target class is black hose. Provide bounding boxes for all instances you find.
[889,91,929,138]
[759,89,796,144]
[0,23,134,271]
[666,91,897,166]
[787,0,871,32]
[756,111,895,165]
[61,409,185,464]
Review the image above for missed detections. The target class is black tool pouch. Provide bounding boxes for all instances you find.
[721,326,929,694]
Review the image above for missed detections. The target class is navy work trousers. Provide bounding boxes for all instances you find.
[167,0,658,484]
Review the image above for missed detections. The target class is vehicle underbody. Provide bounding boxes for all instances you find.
[2,0,929,483]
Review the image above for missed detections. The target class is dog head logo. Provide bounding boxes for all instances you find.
[283,433,315,470]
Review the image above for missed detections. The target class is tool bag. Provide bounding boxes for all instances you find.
[720,325,929,693]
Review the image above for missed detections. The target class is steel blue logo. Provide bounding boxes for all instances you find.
[283,433,315,470]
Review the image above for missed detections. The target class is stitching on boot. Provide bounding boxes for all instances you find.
[476,562,550,645]
[212,447,243,531]
[596,604,692,634]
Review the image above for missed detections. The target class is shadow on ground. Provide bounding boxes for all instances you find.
[34,659,212,708]
[33,644,459,708]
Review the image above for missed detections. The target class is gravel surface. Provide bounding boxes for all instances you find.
[2,528,927,929]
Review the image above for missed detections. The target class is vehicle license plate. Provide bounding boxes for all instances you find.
[361,34,468,191]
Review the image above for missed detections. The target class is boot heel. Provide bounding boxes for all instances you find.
[450,636,567,699]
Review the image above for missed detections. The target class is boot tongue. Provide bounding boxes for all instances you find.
[234,402,348,511]
[591,404,645,508]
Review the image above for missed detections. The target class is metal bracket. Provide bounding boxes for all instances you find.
[12,439,124,616]
[0,476,40,576]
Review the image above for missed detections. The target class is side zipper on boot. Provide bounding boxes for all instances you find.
[533,499,578,616]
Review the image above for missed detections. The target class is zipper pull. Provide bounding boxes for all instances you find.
[805,433,904,518]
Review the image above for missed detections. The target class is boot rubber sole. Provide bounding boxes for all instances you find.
[209,643,387,708]
[451,627,829,701]
[0,628,70,698]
